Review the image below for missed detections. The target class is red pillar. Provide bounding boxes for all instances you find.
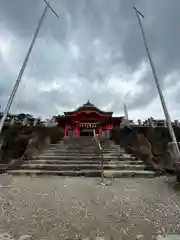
[76,127,80,136]
[64,124,68,136]
[74,126,80,136]
[98,128,102,136]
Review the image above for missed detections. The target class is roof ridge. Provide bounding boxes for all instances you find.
[76,100,100,110]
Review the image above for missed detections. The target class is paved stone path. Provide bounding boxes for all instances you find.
[0,175,179,239]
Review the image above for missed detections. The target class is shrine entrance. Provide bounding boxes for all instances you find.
[80,129,94,136]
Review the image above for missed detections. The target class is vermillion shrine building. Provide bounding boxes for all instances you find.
[54,101,124,137]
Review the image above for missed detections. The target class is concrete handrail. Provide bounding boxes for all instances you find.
[93,130,104,182]
[93,130,103,151]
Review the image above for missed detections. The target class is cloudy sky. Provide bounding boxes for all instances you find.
[0,0,180,120]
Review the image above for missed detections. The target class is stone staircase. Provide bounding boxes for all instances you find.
[7,137,156,177]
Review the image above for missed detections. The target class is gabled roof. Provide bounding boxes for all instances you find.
[79,100,96,108]
[64,100,113,115]
[76,100,101,112]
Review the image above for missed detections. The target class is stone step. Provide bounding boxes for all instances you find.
[19,164,147,171]
[61,143,112,145]
[103,155,134,159]
[25,160,143,165]
[43,152,124,156]
[48,148,122,152]
[44,150,116,153]
[50,142,120,148]
[50,144,121,147]
[38,153,124,159]
[50,142,120,145]
[56,149,123,153]
[38,152,132,157]
[44,149,125,154]
[51,143,96,146]
[7,169,156,178]
[0,164,7,170]
[54,148,105,151]
[34,156,134,161]
[62,143,97,145]
[103,170,156,178]
[50,147,98,150]
[57,144,120,148]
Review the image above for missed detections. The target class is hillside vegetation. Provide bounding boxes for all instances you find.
[0,125,64,164]
[111,126,180,180]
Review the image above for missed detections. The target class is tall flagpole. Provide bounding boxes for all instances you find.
[133,6,180,160]
[124,103,128,120]
[0,1,59,140]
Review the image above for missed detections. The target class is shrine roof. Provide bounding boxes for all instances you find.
[64,101,113,115]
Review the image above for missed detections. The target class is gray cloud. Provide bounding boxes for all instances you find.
[0,0,180,119]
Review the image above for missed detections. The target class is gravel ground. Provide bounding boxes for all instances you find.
[0,175,179,240]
